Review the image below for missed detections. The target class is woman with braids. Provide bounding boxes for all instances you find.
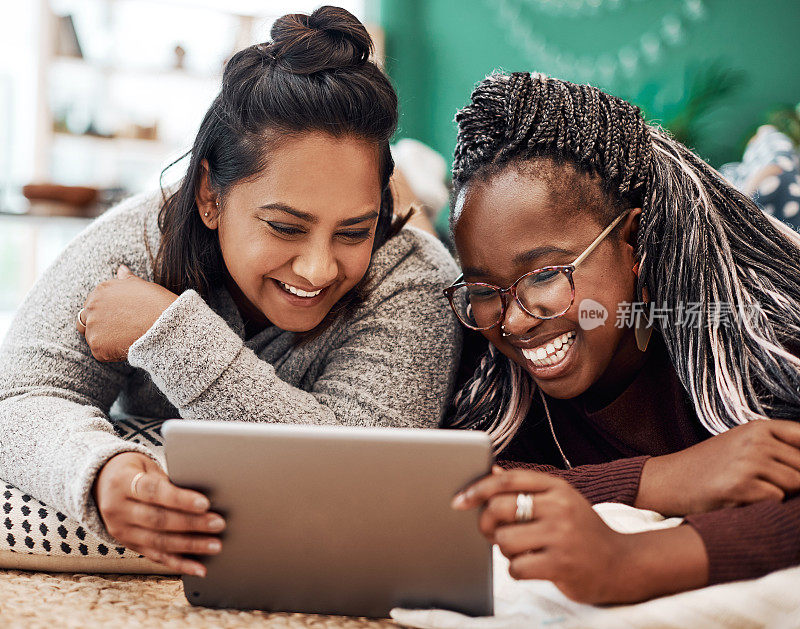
[0,7,459,575]
[446,71,800,603]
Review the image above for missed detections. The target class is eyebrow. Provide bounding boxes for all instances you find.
[513,245,576,267]
[339,210,379,227]
[259,203,379,227]
[462,246,576,280]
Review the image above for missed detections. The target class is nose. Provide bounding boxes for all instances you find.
[291,240,339,288]
[500,296,542,337]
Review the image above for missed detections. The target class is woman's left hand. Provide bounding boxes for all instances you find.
[77,265,178,362]
[452,468,707,604]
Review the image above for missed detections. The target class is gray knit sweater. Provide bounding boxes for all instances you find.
[0,190,461,542]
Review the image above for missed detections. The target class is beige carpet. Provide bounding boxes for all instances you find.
[0,570,399,628]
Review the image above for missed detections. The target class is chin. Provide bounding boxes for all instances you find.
[534,377,591,400]
[270,314,327,333]
[264,298,335,332]
[519,359,594,400]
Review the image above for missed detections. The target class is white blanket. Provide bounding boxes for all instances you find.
[391,503,800,629]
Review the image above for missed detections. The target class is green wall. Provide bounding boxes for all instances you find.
[379,0,800,168]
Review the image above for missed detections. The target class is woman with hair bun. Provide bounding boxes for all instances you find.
[446,72,800,603]
[0,6,460,575]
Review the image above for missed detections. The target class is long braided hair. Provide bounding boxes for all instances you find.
[449,71,800,452]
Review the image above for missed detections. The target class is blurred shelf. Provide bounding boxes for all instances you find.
[0,210,95,224]
[104,0,284,18]
[52,131,178,154]
[36,0,367,192]
[37,0,245,191]
[52,54,221,81]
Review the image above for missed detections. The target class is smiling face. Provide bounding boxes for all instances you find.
[452,161,644,400]
[198,132,382,333]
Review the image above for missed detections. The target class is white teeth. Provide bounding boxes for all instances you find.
[280,281,322,298]
[520,332,576,368]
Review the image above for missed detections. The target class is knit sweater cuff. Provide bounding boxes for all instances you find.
[684,493,800,585]
[500,456,649,505]
[128,289,244,409]
[72,432,163,545]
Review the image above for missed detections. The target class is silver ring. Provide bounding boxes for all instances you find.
[77,308,87,332]
[515,492,534,523]
[130,471,146,500]
[501,325,511,338]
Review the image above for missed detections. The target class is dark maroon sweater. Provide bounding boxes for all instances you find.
[497,336,800,585]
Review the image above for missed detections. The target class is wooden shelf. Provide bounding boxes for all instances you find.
[51,54,221,81]
[53,131,172,150]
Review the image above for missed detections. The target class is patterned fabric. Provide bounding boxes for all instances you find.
[721,125,800,228]
[0,417,163,562]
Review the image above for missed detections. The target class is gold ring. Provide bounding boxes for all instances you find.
[130,471,146,500]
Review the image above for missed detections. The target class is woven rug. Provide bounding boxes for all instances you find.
[0,570,399,628]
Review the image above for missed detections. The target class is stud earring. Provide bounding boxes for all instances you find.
[204,211,209,217]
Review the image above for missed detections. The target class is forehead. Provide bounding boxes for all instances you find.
[232,132,381,218]
[453,167,600,279]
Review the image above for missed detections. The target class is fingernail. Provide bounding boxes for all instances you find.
[208,516,225,531]
[207,540,221,553]
[194,497,210,511]
[451,493,467,509]
[191,565,206,577]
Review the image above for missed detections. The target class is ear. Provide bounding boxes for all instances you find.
[196,159,220,230]
[620,207,642,260]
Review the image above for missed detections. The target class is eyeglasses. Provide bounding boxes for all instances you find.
[443,210,631,331]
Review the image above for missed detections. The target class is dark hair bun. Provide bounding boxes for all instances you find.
[269,5,373,75]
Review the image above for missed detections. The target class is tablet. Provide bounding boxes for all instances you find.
[162,420,494,618]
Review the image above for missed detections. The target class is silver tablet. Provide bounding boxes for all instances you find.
[163,420,493,618]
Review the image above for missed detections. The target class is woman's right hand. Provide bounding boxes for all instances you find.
[636,419,800,516]
[93,452,226,576]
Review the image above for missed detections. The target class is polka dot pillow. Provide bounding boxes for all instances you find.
[0,417,177,574]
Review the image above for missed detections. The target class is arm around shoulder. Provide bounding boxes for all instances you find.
[0,192,167,540]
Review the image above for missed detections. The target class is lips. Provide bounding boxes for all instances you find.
[272,278,330,307]
[277,280,323,298]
